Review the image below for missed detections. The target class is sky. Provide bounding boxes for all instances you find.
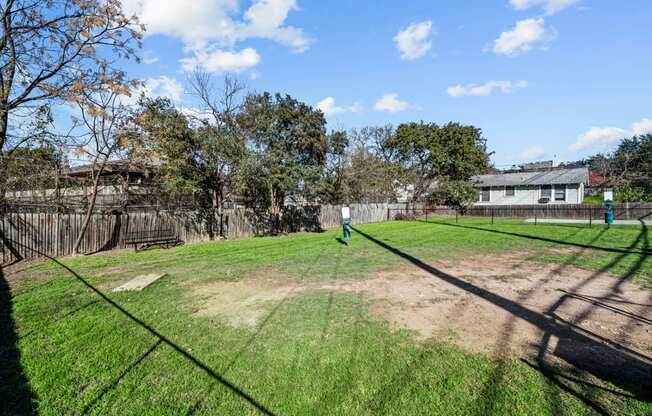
[117,0,652,168]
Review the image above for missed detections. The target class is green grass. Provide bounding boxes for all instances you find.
[2,218,651,415]
[582,195,604,205]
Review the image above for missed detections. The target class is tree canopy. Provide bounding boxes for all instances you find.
[383,122,491,201]
[237,92,328,215]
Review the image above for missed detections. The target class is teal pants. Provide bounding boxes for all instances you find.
[343,222,351,241]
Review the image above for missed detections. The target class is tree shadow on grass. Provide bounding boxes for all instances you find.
[56,258,278,416]
[351,226,652,414]
[0,265,38,416]
[81,339,163,414]
[422,219,651,256]
[3,241,278,416]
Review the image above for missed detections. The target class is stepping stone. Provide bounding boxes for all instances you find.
[113,273,167,292]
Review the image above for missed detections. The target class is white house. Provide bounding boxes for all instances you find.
[471,167,589,205]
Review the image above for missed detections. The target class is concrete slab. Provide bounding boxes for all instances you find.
[113,273,167,292]
[524,218,652,226]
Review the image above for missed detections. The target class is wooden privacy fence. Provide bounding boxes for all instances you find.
[1,203,393,263]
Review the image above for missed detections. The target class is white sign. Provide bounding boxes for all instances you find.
[604,191,613,201]
[341,206,351,220]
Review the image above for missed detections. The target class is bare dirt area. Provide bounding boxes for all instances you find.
[192,252,652,366]
[191,269,302,327]
[332,254,652,358]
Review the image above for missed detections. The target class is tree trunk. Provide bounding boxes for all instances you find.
[0,108,8,208]
[0,107,8,154]
[72,165,105,255]
[207,188,219,240]
[269,184,282,234]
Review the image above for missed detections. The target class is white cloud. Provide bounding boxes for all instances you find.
[447,80,528,97]
[180,107,213,124]
[121,76,185,107]
[180,48,261,73]
[509,0,579,15]
[570,117,652,152]
[142,50,159,65]
[122,0,239,47]
[374,94,412,113]
[520,145,546,160]
[569,127,628,152]
[316,97,363,116]
[348,102,363,113]
[393,20,433,60]
[493,18,549,56]
[317,97,346,116]
[145,76,185,103]
[123,0,310,72]
[239,0,312,53]
[632,118,652,136]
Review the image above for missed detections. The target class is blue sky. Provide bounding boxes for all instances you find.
[119,0,652,167]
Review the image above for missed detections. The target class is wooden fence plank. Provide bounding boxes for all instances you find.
[3,202,651,263]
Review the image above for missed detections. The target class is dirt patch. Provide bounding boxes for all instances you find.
[191,252,652,364]
[1,258,60,290]
[323,253,652,358]
[191,271,303,326]
[189,251,652,391]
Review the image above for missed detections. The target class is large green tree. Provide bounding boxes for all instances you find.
[130,97,197,197]
[237,92,327,225]
[575,133,652,201]
[384,122,491,201]
[132,95,247,238]
[613,134,652,187]
[318,130,349,204]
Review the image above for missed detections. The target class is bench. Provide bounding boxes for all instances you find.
[124,229,183,252]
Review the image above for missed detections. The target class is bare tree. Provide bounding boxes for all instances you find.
[0,0,142,207]
[0,0,142,151]
[71,87,130,255]
[187,71,247,237]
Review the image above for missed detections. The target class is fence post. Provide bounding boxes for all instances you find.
[387,207,390,221]
[425,208,429,223]
[455,209,458,224]
[491,208,494,225]
[588,207,592,228]
[535,213,537,226]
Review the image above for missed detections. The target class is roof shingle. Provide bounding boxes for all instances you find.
[471,167,589,187]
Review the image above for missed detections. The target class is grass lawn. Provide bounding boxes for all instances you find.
[2,218,651,415]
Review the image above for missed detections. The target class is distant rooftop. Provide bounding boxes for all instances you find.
[63,160,153,177]
[517,160,560,171]
[471,167,589,187]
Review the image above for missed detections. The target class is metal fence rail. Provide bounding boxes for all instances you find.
[388,203,652,226]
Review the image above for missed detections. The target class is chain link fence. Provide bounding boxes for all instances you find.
[387,203,652,227]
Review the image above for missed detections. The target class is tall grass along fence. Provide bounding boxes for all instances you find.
[1,203,400,263]
[388,203,652,223]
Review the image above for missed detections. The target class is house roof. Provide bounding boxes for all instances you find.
[588,171,608,187]
[63,160,152,177]
[471,167,589,187]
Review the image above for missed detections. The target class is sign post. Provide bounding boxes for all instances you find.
[341,206,351,242]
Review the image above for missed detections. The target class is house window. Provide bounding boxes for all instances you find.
[555,184,566,201]
[505,186,515,197]
[541,185,552,199]
[478,187,490,202]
